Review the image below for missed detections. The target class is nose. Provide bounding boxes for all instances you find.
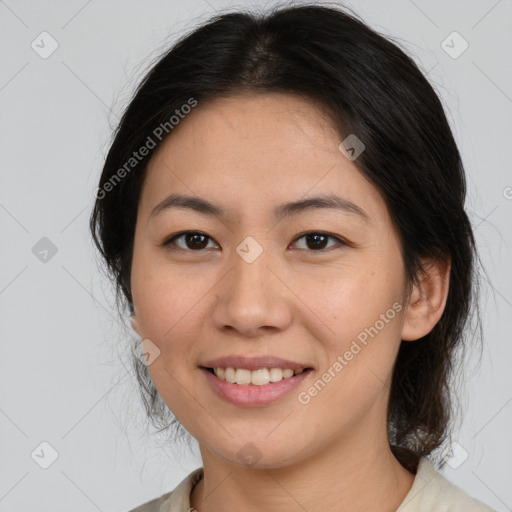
[211,245,293,338]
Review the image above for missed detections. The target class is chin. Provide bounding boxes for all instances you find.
[208,437,307,470]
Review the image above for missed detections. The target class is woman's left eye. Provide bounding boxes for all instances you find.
[162,231,346,252]
[291,232,346,251]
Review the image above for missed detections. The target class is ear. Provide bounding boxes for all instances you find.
[401,254,451,341]
[130,306,141,336]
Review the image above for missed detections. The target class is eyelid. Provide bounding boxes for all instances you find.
[290,231,350,250]
[162,230,219,250]
[162,230,350,252]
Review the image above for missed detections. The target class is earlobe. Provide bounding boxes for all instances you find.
[401,255,451,342]
[131,311,141,336]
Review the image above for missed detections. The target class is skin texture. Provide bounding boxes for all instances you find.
[130,93,451,512]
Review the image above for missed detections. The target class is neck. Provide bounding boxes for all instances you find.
[190,425,415,512]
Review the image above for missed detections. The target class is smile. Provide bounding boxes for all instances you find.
[209,367,305,385]
[200,366,313,407]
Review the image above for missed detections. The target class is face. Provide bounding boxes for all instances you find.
[130,93,411,468]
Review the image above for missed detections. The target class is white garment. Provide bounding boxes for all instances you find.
[127,457,495,511]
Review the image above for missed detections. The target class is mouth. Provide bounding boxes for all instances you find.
[199,355,314,406]
[200,365,313,407]
[200,366,313,386]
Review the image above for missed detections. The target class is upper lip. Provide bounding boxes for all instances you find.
[201,355,313,371]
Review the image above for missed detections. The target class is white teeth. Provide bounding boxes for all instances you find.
[213,367,305,385]
[251,368,270,386]
[235,369,251,385]
[269,368,283,382]
[225,367,236,383]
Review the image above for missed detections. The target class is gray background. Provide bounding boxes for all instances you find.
[1,0,511,511]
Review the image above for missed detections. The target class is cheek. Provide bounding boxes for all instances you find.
[299,260,401,344]
[131,263,206,404]
[299,257,405,395]
[130,248,206,349]
[301,278,403,427]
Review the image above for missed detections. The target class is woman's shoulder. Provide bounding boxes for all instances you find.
[397,457,496,512]
[126,467,203,512]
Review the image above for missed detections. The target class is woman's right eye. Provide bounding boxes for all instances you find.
[162,231,219,251]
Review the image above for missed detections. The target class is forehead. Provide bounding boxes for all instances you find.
[139,93,388,225]
[149,92,341,167]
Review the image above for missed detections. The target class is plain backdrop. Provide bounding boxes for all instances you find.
[1,0,511,511]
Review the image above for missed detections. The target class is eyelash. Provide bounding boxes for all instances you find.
[161,230,349,253]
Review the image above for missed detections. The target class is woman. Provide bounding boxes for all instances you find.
[90,4,495,511]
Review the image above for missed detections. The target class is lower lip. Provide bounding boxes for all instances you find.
[200,367,312,407]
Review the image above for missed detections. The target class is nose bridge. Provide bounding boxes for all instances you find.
[211,234,291,334]
[229,236,274,305]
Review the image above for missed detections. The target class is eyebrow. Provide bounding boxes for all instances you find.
[150,192,371,223]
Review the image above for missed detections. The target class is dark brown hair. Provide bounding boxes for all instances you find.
[90,3,483,471]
